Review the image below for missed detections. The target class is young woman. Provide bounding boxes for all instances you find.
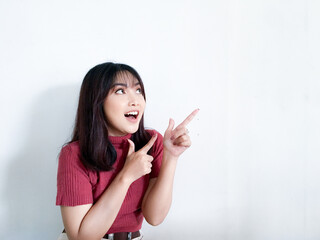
[56,62,199,240]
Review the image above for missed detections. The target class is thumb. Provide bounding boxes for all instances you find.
[165,118,175,135]
[127,139,135,155]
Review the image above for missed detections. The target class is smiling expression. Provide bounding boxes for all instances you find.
[103,71,146,136]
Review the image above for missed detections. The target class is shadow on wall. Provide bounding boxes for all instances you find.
[3,84,80,240]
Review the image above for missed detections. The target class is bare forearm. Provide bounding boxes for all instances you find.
[143,109,198,226]
[75,172,131,240]
[142,151,178,225]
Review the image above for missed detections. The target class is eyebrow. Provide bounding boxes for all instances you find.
[111,82,141,88]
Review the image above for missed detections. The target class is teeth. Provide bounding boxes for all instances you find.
[126,111,138,116]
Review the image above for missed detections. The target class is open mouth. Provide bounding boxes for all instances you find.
[124,111,139,120]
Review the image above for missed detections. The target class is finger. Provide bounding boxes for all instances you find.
[165,118,175,136]
[173,135,191,147]
[140,134,158,154]
[179,108,199,127]
[127,139,135,155]
[146,166,152,174]
[170,126,189,140]
[147,155,154,162]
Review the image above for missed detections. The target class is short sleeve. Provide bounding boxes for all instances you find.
[148,130,164,178]
[56,143,93,206]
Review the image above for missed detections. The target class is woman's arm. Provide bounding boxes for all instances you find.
[61,171,131,240]
[61,135,158,240]
[142,109,199,225]
[142,151,178,225]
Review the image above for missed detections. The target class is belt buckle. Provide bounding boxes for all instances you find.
[108,233,114,240]
[127,232,132,240]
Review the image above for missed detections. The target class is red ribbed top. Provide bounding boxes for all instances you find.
[56,129,163,234]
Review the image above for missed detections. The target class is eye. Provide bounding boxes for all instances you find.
[115,88,125,94]
[136,88,142,94]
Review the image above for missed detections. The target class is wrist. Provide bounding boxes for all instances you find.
[163,148,180,161]
[163,149,179,162]
[117,170,133,187]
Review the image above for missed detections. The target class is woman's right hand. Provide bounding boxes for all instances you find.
[121,134,158,183]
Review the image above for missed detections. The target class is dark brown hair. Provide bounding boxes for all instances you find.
[70,62,151,171]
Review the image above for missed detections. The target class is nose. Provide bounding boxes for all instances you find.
[128,91,139,106]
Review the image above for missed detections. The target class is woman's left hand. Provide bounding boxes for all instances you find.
[163,109,199,157]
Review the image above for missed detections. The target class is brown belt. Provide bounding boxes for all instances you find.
[62,229,140,240]
[105,231,140,240]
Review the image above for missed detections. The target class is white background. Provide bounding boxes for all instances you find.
[0,0,319,239]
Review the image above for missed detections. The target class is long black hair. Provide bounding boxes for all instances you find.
[70,62,151,171]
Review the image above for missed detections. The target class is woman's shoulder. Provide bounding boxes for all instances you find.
[146,128,162,137]
[145,128,163,154]
[146,129,163,144]
[61,141,80,152]
[60,141,80,158]
[58,141,84,168]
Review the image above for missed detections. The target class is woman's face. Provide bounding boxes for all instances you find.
[103,72,146,136]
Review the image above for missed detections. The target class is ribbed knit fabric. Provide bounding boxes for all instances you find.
[56,129,163,234]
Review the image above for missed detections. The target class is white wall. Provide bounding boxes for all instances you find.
[0,0,319,239]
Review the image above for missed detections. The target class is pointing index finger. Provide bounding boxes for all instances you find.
[140,134,158,154]
[180,108,199,127]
